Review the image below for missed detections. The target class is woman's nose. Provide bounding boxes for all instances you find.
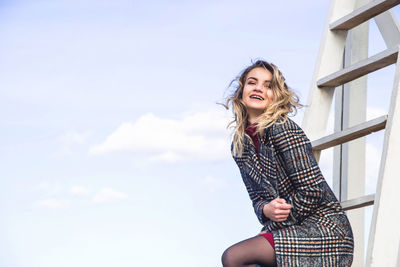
[254,84,263,91]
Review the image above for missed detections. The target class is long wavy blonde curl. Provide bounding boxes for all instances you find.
[222,60,303,156]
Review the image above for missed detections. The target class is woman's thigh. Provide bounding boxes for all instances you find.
[221,234,276,267]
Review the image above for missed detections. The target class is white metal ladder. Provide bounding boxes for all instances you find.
[302,0,400,266]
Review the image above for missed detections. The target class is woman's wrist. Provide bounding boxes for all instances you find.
[262,202,269,219]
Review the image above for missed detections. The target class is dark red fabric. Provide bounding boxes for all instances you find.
[245,123,259,154]
[258,232,275,249]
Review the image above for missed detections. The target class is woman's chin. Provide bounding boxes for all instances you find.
[246,105,267,114]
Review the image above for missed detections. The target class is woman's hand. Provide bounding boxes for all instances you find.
[262,198,292,222]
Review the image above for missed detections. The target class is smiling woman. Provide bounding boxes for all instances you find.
[225,61,302,158]
[220,60,354,267]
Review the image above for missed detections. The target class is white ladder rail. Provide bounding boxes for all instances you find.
[330,0,400,30]
[341,194,375,211]
[317,46,398,88]
[364,46,400,267]
[311,115,387,151]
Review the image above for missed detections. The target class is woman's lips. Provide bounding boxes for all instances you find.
[250,94,264,100]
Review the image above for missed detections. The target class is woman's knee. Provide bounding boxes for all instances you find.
[221,235,276,267]
[221,246,239,267]
[221,247,231,266]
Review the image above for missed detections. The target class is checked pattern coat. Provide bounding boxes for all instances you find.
[232,117,354,267]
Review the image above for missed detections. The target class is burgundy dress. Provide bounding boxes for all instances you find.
[245,123,275,250]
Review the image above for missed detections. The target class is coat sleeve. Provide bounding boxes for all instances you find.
[271,118,324,223]
[253,195,271,225]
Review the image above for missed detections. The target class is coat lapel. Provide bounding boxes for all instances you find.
[241,134,279,198]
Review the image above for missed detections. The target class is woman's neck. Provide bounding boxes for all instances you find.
[247,117,258,125]
[247,110,263,125]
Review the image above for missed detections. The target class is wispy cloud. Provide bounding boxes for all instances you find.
[70,186,91,195]
[92,187,128,204]
[201,175,228,192]
[33,183,128,207]
[32,181,62,195]
[35,199,69,209]
[89,108,233,163]
[58,130,91,154]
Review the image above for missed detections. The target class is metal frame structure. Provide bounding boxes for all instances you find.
[302,0,400,266]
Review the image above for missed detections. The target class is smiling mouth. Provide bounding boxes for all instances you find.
[250,95,264,100]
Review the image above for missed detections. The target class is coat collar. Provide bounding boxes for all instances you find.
[241,124,273,158]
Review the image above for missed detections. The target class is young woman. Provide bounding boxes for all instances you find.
[221,60,354,267]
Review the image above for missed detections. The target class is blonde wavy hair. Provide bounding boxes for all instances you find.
[222,60,303,156]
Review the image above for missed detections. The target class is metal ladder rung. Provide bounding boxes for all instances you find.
[330,0,400,31]
[340,194,375,211]
[317,46,398,88]
[311,115,387,151]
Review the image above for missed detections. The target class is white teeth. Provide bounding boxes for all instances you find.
[250,95,264,100]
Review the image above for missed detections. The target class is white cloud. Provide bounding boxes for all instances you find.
[148,151,183,163]
[89,108,233,163]
[92,188,128,204]
[201,175,228,192]
[70,186,91,195]
[58,130,91,154]
[35,199,69,209]
[32,182,61,195]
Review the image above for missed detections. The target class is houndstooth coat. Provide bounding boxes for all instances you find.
[232,117,354,267]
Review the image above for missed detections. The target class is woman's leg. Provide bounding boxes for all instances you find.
[221,235,277,267]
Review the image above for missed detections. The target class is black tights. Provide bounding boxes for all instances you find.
[221,235,277,267]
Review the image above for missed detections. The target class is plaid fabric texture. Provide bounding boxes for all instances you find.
[232,117,354,267]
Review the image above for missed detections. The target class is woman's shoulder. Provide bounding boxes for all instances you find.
[270,116,304,135]
[267,117,313,153]
[268,117,312,144]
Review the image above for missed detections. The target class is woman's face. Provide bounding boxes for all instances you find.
[241,67,274,123]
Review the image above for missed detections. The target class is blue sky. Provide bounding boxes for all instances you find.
[1,1,398,266]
